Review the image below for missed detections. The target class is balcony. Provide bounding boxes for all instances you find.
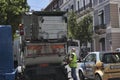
[76,7,93,18]
[94,24,106,34]
[85,3,92,9]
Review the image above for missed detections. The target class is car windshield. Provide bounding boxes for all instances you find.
[102,53,120,63]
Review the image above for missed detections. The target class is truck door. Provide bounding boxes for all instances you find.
[84,53,96,79]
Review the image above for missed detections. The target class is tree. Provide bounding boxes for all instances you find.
[77,15,93,47]
[67,11,78,39]
[0,0,29,34]
[68,11,93,47]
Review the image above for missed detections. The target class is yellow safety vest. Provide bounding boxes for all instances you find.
[69,52,77,68]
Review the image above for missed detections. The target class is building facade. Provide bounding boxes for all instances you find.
[44,0,61,11]
[93,0,120,51]
[44,0,76,12]
[60,0,76,12]
[75,0,93,21]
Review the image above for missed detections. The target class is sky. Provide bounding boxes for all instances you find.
[27,0,52,11]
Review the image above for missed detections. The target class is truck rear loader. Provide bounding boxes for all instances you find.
[17,11,68,80]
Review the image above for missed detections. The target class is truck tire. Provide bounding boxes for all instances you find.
[15,72,31,80]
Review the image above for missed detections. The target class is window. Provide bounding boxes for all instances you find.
[77,1,80,10]
[98,10,104,25]
[93,0,98,6]
[99,0,104,3]
[85,54,96,62]
[71,5,74,11]
[85,0,90,5]
[80,0,84,8]
[66,8,68,12]
[60,0,63,5]
[103,53,120,63]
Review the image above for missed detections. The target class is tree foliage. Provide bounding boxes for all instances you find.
[68,11,78,38]
[77,15,93,46]
[0,0,29,33]
[68,11,93,46]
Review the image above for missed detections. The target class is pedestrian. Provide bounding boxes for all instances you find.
[68,48,78,80]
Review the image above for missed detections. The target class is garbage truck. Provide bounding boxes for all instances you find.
[18,11,68,80]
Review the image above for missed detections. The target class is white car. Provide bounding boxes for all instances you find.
[78,51,120,80]
[116,48,120,52]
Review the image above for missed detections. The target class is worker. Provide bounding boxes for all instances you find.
[68,48,78,80]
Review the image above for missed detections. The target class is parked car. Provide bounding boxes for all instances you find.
[78,51,120,80]
[115,48,120,52]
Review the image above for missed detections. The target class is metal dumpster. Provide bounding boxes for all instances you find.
[0,25,16,80]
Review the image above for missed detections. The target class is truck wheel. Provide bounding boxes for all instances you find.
[17,73,30,80]
[95,74,102,80]
[79,70,84,80]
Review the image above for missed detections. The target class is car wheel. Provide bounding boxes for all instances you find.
[79,70,85,80]
[95,74,102,80]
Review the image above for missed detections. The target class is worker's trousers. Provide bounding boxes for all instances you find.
[71,67,78,80]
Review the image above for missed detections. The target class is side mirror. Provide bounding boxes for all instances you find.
[78,58,85,62]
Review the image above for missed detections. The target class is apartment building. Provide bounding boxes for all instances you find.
[60,0,76,12]
[44,0,76,12]
[44,0,61,11]
[93,0,120,51]
[44,0,93,19]
[75,0,93,21]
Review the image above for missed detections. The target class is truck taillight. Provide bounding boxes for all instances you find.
[40,63,48,67]
[19,24,24,35]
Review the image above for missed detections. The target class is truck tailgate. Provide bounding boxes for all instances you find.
[24,43,67,65]
[24,55,65,65]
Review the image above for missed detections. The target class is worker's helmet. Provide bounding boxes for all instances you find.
[71,48,76,52]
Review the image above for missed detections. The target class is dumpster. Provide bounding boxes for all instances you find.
[0,25,16,80]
